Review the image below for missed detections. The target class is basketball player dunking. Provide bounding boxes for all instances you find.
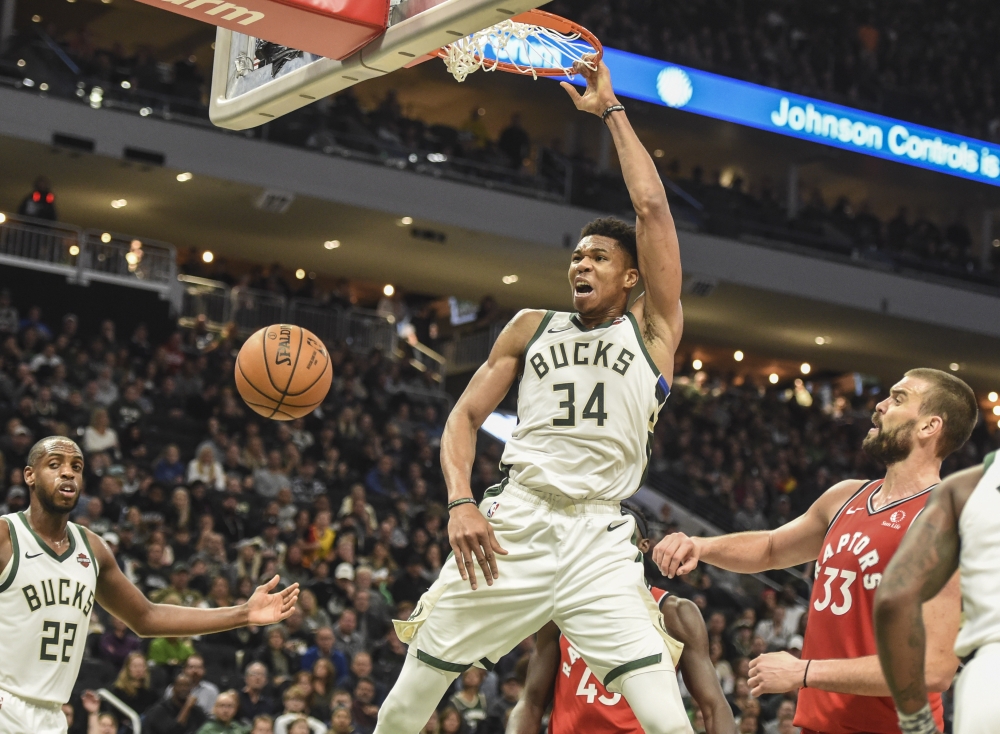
[653,369,978,734]
[374,60,691,734]
[875,452,999,734]
[508,504,736,734]
[0,436,300,734]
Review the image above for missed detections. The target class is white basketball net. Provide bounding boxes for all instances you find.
[441,19,598,82]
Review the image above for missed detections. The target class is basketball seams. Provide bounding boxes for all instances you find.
[285,350,332,397]
[241,398,296,420]
[260,326,284,395]
[269,327,305,419]
[236,357,283,402]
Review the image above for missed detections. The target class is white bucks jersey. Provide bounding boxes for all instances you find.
[500,311,669,501]
[954,452,1000,658]
[0,512,99,704]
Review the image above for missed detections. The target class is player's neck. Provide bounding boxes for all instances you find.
[575,303,627,327]
[877,453,942,509]
[25,502,71,544]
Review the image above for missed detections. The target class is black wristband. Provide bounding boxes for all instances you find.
[602,104,625,122]
[447,498,477,511]
[802,659,811,688]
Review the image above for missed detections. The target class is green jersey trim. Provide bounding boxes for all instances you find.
[0,516,20,593]
[626,312,661,378]
[985,451,996,473]
[603,652,663,687]
[76,523,100,576]
[17,511,77,562]
[570,314,619,332]
[524,310,554,357]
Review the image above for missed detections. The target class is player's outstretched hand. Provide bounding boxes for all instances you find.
[449,503,508,590]
[247,576,300,626]
[559,58,618,118]
[81,690,101,714]
[748,651,807,697]
[652,532,701,578]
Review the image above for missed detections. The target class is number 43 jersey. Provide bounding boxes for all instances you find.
[500,311,669,502]
[0,513,99,705]
[796,479,943,734]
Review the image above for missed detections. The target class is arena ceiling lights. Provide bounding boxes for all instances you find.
[564,49,1000,188]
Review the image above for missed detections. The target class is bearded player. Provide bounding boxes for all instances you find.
[0,436,300,734]
[375,59,691,734]
[653,369,977,734]
[507,504,736,734]
[875,452,999,734]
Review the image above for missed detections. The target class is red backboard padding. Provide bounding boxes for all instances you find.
[137,0,390,61]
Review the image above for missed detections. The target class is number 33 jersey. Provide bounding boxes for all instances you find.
[0,513,99,705]
[500,311,669,502]
[796,479,943,734]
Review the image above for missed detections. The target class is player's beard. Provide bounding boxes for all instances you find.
[862,417,917,465]
[35,485,79,515]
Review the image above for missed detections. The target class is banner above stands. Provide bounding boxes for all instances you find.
[136,0,389,61]
[576,49,1000,188]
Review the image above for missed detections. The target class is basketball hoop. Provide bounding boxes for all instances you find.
[435,9,602,82]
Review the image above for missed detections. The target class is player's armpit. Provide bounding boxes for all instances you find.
[506,622,559,734]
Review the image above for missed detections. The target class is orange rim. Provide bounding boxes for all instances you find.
[434,8,603,78]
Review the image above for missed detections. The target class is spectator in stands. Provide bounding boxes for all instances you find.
[81,691,117,734]
[155,444,187,486]
[163,655,219,718]
[272,685,326,734]
[146,671,209,734]
[96,616,141,670]
[82,408,119,456]
[350,677,380,734]
[238,663,278,723]
[148,633,197,670]
[17,176,58,221]
[110,652,159,717]
[329,706,358,734]
[255,449,292,500]
[437,707,466,734]
[301,626,349,685]
[0,290,18,336]
[197,690,245,734]
[448,667,487,732]
[498,113,531,170]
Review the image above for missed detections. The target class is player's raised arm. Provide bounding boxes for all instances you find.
[561,61,682,356]
[88,529,298,636]
[875,466,981,724]
[441,309,545,590]
[506,621,560,734]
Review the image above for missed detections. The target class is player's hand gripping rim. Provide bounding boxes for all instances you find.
[449,502,508,590]
[651,532,701,578]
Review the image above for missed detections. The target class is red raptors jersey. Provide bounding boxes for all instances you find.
[551,588,668,734]
[795,479,943,734]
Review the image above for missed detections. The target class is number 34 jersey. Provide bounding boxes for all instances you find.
[500,311,669,502]
[796,479,943,734]
[0,513,99,705]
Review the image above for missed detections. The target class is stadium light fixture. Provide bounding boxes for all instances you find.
[733,350,744,362]
[949,362,960,372]
[398,217,413,226]
[111,199,127,209]
[800,363,811,375]
[989,391,998,402]
[176,172,193,182]
[202,251,214,263]
[815,336,827,345]
[68,245,80,256]
[384,284,395,297]
[502,274,519,284]
[0,213,5,223]
[692,359,703,370]
[993,406,1000,416]
[324,240,341,250]
[769,373,779,384]
[295,269,306,280]
[100,232,112,243]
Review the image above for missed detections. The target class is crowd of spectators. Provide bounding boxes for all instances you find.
[549,0,1000,142]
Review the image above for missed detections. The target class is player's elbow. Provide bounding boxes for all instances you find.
[633,193,669,220]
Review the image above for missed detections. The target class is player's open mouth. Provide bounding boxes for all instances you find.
[574,281,594,297]
[57,482,78,496]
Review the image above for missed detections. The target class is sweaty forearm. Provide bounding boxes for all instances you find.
[138,601,249,637]
[440,409,478,501]
[875,593,931,713]
[698,532,776,573]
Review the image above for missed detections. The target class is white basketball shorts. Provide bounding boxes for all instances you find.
[954,642,1000,734]
[0,689,68,734]
[394,481,679,693]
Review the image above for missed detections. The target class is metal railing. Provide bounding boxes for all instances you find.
[445,321,506,373]
[0,212,178,299]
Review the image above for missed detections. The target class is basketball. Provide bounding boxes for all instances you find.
[235,324,333,420]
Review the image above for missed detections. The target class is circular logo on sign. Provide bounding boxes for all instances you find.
[890,510,906,523]
[656,67,694,108]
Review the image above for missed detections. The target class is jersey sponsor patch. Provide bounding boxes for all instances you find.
[486,501,500,519]
[76,553,91,568]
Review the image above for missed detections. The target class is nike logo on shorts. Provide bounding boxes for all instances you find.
[25,552,43,559]
[607,521,629,532]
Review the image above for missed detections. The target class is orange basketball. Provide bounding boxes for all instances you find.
[235,324,333,420]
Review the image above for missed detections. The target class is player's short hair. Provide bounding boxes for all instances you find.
[580,217,638,269]
[26,436,83,468]
[904,368,978,458]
